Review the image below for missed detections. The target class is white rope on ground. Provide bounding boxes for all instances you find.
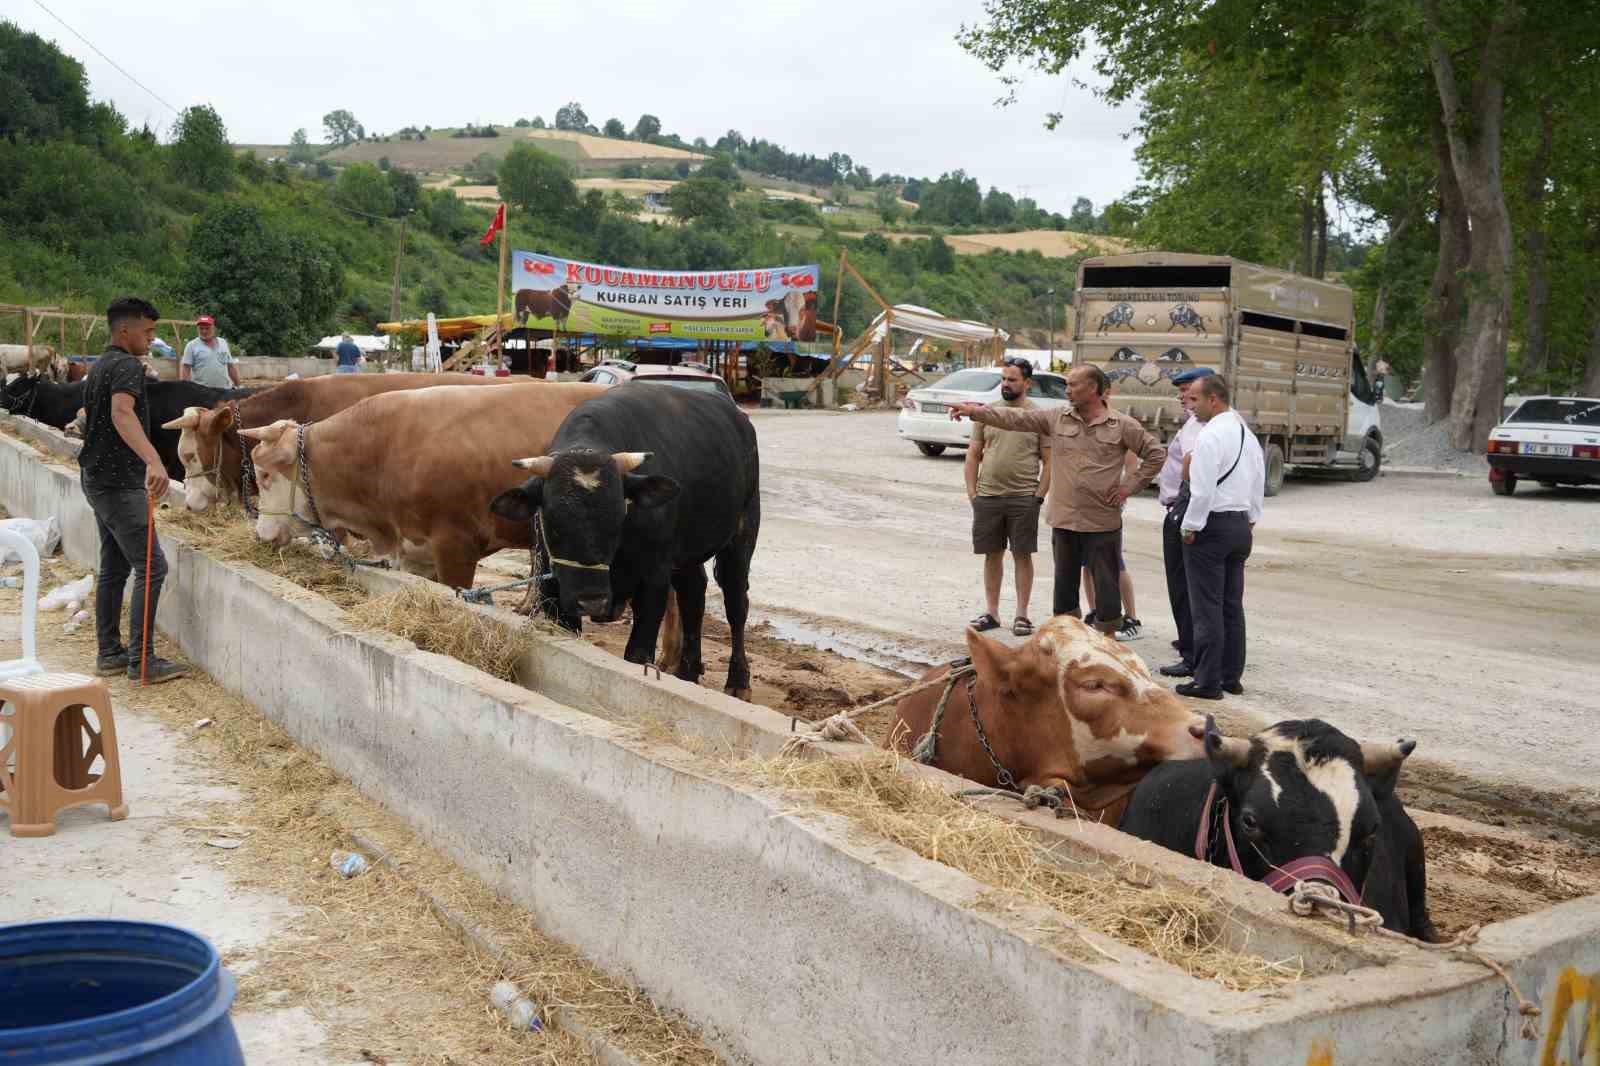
[785,661,974,753]
[1286,882,1541,1040]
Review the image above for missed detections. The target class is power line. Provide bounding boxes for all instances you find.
[30,0,180,116]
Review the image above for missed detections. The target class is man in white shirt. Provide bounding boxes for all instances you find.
[180,315,240,389]
[1156,367,1214,679]
[1176,375,1265,700]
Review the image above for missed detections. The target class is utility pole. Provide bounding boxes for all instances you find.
[1047,288,1056,368]
[388,211,412,324]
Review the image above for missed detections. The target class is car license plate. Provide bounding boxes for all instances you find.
[1525,443,1572,457]
[920,402,946,414]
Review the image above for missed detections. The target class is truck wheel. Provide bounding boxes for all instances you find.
[915,442,946,457]
[1263,442,1286,497]
[1354,436,1381,482]
[1491,473,1517,496]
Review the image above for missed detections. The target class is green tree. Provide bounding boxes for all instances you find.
[322,109,360,145]
[925,234,956,273]
[554,102,588,131]
[1068,196,1095,232]
[530,115,546,129]
[389,168,422,215]
[419,187,473,240]
[0,20,94,143]
[288,127,315,163]
[183,202,342,354]
[633,114,662,140]
[497,143,578,221]
[669,174,733,225]
[603,117,626,138]
[982,187,1017,226]
[336,162,393,219]
[875,187,904,226]
[167,104,233,191]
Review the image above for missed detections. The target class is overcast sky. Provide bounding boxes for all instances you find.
[12,0,1141,213]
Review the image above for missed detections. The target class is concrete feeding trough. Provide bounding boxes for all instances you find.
[4,414,1597,1066]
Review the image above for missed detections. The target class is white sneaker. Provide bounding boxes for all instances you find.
[1115,617,1143,641]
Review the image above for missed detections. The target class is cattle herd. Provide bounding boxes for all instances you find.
[1,366,1438,941]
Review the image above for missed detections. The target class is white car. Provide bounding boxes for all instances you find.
[1485,395,1600,495]
[897,368,1070,456]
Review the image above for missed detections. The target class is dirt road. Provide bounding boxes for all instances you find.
[742,409,1600,819]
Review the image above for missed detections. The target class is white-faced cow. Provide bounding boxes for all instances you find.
[162,373,512,511]
[1119,717,1440,941]
[892,618,1206,822]
[237,382,606,587]
[489,383,760,698]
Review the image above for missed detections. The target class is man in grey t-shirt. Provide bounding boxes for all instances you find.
[180,315,240,389]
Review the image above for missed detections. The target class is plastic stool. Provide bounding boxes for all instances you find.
[0,672,127,837]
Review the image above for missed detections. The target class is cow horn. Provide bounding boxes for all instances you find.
[161,407,203,431]
[1360,738,1416,774]
[512,456,554,475]
[1203,715,1252,768]
[612,451,651,473]
[237,427,271,443]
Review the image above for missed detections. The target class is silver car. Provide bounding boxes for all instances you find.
[896,368,1070,456]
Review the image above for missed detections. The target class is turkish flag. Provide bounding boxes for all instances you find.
[478,203,505,247]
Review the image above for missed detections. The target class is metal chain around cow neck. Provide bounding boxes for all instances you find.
[231,400,258,518]
[966,674,1019,792]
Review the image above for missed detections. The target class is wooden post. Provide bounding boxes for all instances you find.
[493,205,509,368]
[830,250,846,362]
[389,212,411,326]
[22,307,32,361]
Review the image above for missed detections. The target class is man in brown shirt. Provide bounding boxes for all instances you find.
[965,358,1051,637]
[951,365,1164,636]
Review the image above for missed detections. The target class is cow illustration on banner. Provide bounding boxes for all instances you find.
[510,251,821,342]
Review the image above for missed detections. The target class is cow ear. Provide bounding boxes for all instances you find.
[623,474,678,509]
[963,626,1012,689]
[1204,716,1252,775]
[489,481,543,523]
[1361,739,1415,799]
[214,404,234,431]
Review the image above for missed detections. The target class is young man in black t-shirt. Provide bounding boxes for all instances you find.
[79,296,188,684]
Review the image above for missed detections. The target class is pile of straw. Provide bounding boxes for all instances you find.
[347,584,537,683]
[740,749,1305,991]
[160,503,366,607]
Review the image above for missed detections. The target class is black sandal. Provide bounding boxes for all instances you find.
[1012,617,1034,637]
[970,612,1001,632]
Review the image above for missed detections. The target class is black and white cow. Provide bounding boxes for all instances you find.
[488,382,761,698]
[1169,302,1210,336]
[1,374,252,483]
[1097,302,1136,334]
[1119,717,1440,941]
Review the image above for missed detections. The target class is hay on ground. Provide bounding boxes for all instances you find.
[160,503,367,607]
[736,748,1305,991]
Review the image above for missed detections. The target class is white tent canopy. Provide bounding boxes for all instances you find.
[313,334,391,353]
[867,304,1009,346]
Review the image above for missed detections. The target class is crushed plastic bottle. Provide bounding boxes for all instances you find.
[490,981,543,1031]
[329,850,369,878]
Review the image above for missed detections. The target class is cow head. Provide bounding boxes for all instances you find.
[489,450,679,619]
[237,419,310,544]
[1204,717,1415,898]
[161,405,233,511]
[966,616,1206,784]
[0,372,38,413]
[780,289,805,330]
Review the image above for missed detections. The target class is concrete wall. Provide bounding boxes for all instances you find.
[5,415,1599,1065]
[149,356,335,381]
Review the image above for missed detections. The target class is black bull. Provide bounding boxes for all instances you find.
[489,384,761,697]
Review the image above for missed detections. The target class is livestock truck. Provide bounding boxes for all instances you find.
[1072,252,1381,495]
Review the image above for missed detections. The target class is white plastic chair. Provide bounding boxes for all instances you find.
[0,528,45,682]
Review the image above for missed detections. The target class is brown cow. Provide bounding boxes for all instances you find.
[514,282,580,329]
[891,617,1206,822]
[162,372,511,511]
[239,382,606,588]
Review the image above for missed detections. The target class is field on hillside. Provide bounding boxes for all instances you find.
[577,177,677,194]
[525,129,706,162]
[838,229,1127,258]
[309,127,706,172]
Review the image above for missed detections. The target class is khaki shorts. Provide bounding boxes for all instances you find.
[972,494,1041,554]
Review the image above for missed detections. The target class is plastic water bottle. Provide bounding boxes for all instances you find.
[329,851,369,878]
[490,981,543,1031]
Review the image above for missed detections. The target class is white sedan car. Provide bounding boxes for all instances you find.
[897,368,1070,456]
[1485,396,1600,495]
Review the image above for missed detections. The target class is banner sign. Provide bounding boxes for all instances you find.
[510,251,821,342]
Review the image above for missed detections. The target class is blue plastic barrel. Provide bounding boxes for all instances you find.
[0,919,244,1065]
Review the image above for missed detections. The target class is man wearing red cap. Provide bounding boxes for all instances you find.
[180,315,239,389]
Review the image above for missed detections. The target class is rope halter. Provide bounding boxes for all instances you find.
[535,509,610,572]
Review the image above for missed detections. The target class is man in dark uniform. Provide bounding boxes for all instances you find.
[79,297,188,684]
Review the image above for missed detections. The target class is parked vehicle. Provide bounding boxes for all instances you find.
[896,368,1070,456]
[579,360,733,402]
[1072,252,1381,495]
[1485,396,1600,495]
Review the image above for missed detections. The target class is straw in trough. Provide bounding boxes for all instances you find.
[347,584,539,683]
[737,748,1305,991]
[160,503,366,607]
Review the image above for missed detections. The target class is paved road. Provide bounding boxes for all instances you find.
[742,409,1600,810]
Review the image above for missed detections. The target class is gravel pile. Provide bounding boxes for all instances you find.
[1380,401,1489,475]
